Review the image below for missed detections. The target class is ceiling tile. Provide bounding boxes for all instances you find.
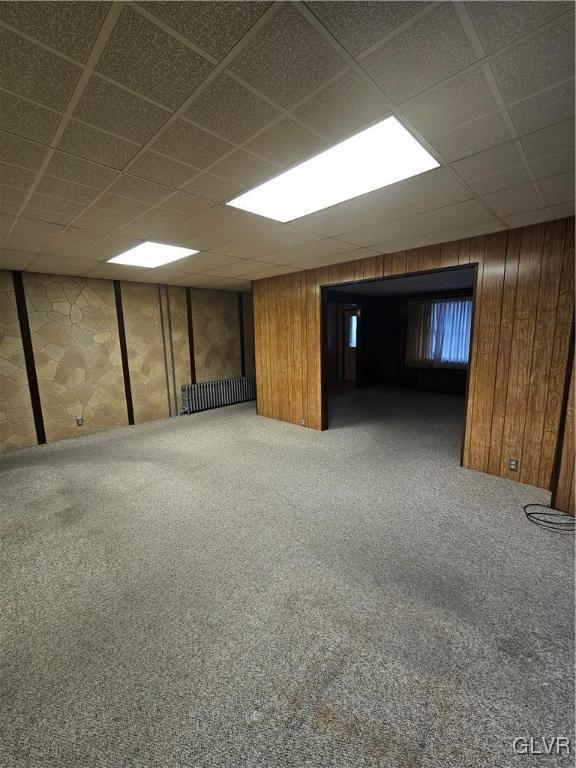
[152,119,232,168]
[0,247,36,270]
[35,176,100,205]
[490,19,574,104]
[26,192,85,216]
[74,76,170,144]
[74,207,135,231]
[503,207,552,228]
[482,181,543,217]
[93,192,151,217]
[205,258,269,278]
[230,5,344,108]
[209,150,277,187]
[467,1,569,55]
[128,151,197,187]
[376,220,505,253]
[0,89,61,144]
[139,1,271,60]
[158,191,214,216]
[402,68,498,137]
[0,162,36,190]
[184,75,280,143]
[361,3,475,103]
[508,80,575,135]
[77,234,144,262]
[0,26,81,111]
[537,172,575,206]
[293,70,390,142]
[57,120,140,169]
[4,218,64,251]
[182,173,243,202]
[519,120,575,162]
[431,111,511,163]
[96,7,213,110]
[307,1,423,56]
[550,201,575,219]
[25,253,99,275]
[261,237,355,265]
[468,166,531,196]
[165,252,237,274]
[0,131,48,170]
[41,227,106,257]
[164,274,219,287]
[0,201,20,217]
[44,151,119,189]
[137,207,190,228]
[530,150,574,182]
[434,199,497,227]
[0,1,110,62]
[0,185,27,207]
[245,118,325,167]
[451,142,524,180]
[107,174,172,205]
[339,210,445,248]
[393,167,474,209]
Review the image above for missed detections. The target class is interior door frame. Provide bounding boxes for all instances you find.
[320,262,479,467]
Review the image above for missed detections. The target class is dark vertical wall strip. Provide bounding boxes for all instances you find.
[165,287,178,414]
[157,285,173,417]
[11,271,46,444]
[186,287,196,384]
[238,292,246,377]
[113,280,135,426]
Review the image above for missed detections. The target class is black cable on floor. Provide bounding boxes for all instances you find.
[524,503,575,533]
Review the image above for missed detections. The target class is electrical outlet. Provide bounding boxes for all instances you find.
[301,419,306,427]
[508,458,518,472]
[76,416,84,427]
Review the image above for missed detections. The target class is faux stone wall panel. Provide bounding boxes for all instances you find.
[167,285,191,400]
[121,281,169,423]
[24,273,127,442]
[242,292,256,377]
[0,270,36,454]
[191,288,242,383]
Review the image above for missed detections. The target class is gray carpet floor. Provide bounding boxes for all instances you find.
[1,386,574,768]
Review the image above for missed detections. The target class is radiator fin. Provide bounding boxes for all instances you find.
[182,376,256,414]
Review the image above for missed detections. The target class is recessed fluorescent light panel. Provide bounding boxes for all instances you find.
[227,116,439,222]
[107,241,198,268]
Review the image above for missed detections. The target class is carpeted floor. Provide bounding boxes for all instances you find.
[1,387,574,768]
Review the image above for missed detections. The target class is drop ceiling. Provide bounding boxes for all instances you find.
[0,1,574,291]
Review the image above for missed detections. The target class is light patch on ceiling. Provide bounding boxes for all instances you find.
[107,241,198,268]
[227,117,439,222]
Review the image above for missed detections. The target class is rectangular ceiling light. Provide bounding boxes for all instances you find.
[107,241,198,268]
[227,116,439,222]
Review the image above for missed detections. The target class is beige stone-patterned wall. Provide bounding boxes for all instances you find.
[24,273,127,442]
[242,292,255,378]
[0,270,36,453]
[121,281,169,424]
[167,286,191,402]
[191,288,241,383]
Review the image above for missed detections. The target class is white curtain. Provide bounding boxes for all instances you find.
[406,298,472,369]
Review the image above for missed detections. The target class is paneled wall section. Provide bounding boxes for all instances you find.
[0,272,252,454]
[253,217,575,497]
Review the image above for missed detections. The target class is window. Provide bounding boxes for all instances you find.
[405,297,472,369]
[349,315,357,348]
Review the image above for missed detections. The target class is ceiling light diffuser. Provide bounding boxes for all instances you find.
[107,241,198,268]
[227,116,439,222]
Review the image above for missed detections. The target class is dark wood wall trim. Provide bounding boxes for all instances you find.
[11,271,46,445]
[551,317,575,512]
[238,292,246,377]
[185,287,196,384]
[113,280,135,426]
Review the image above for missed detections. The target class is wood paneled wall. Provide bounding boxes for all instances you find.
[253,217,575,496]
[552,356,575,514]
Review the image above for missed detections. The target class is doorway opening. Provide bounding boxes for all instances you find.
[321,265,478,465]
